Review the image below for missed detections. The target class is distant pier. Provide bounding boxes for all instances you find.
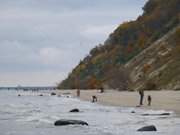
[0,86,57,91]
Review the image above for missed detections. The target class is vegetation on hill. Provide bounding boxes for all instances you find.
[58,0,180,90]
[126,26,180,90]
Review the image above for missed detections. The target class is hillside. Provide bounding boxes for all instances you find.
[126,25,180,90]
[58,0,180,90]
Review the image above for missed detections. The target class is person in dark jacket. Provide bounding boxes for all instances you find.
[92,95,97,103]
[147,95,152,106]
[139,89,144,105]
[77,89,80,97]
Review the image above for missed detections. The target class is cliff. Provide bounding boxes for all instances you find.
[58,0,180,90]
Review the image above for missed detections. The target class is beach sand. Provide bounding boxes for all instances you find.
[56,90,180,116]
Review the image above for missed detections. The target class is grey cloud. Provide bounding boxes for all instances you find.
[0,0,147,86]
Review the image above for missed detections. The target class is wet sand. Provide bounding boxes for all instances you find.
[56,90,180,116]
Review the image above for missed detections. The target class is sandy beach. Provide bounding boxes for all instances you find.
[57,90,180,116]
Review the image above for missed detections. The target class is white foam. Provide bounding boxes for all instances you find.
[0,90,180,135]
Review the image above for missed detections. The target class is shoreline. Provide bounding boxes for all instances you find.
[56,90,180,117]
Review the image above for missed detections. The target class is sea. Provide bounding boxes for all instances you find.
[0,90,180,135]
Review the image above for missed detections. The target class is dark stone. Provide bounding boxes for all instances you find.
[69,108,80,112]
[54,119,88,126]
[51,92,56,96]
[18,94,21,96]
[131,111,135,113]
[142,113,170,116]
[39,94,43,96]
[137,125,157,131]
[160,113,171,116]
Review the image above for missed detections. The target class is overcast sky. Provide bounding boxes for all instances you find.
[0,0,147,86]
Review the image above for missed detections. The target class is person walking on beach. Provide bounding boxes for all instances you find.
[139,89,144,105]
[77,89,80,97]
[92,95,97,103]
[100,87,104,93]
[147,95,152,106]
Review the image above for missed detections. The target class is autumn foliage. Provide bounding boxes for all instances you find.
[58,0,180,90]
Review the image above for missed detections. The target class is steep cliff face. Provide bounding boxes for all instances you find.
[126,26,180,90]
[58,0,180,90]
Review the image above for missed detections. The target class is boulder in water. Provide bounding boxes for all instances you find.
[142,113,170,116]
[54,119,88,126]
[69,108,80,112]
[160,113,171,116]
[137,125,157,131]
[131,111,135,113]
[51,92,56,96]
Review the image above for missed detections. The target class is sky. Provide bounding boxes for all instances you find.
[0,0,147,86]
